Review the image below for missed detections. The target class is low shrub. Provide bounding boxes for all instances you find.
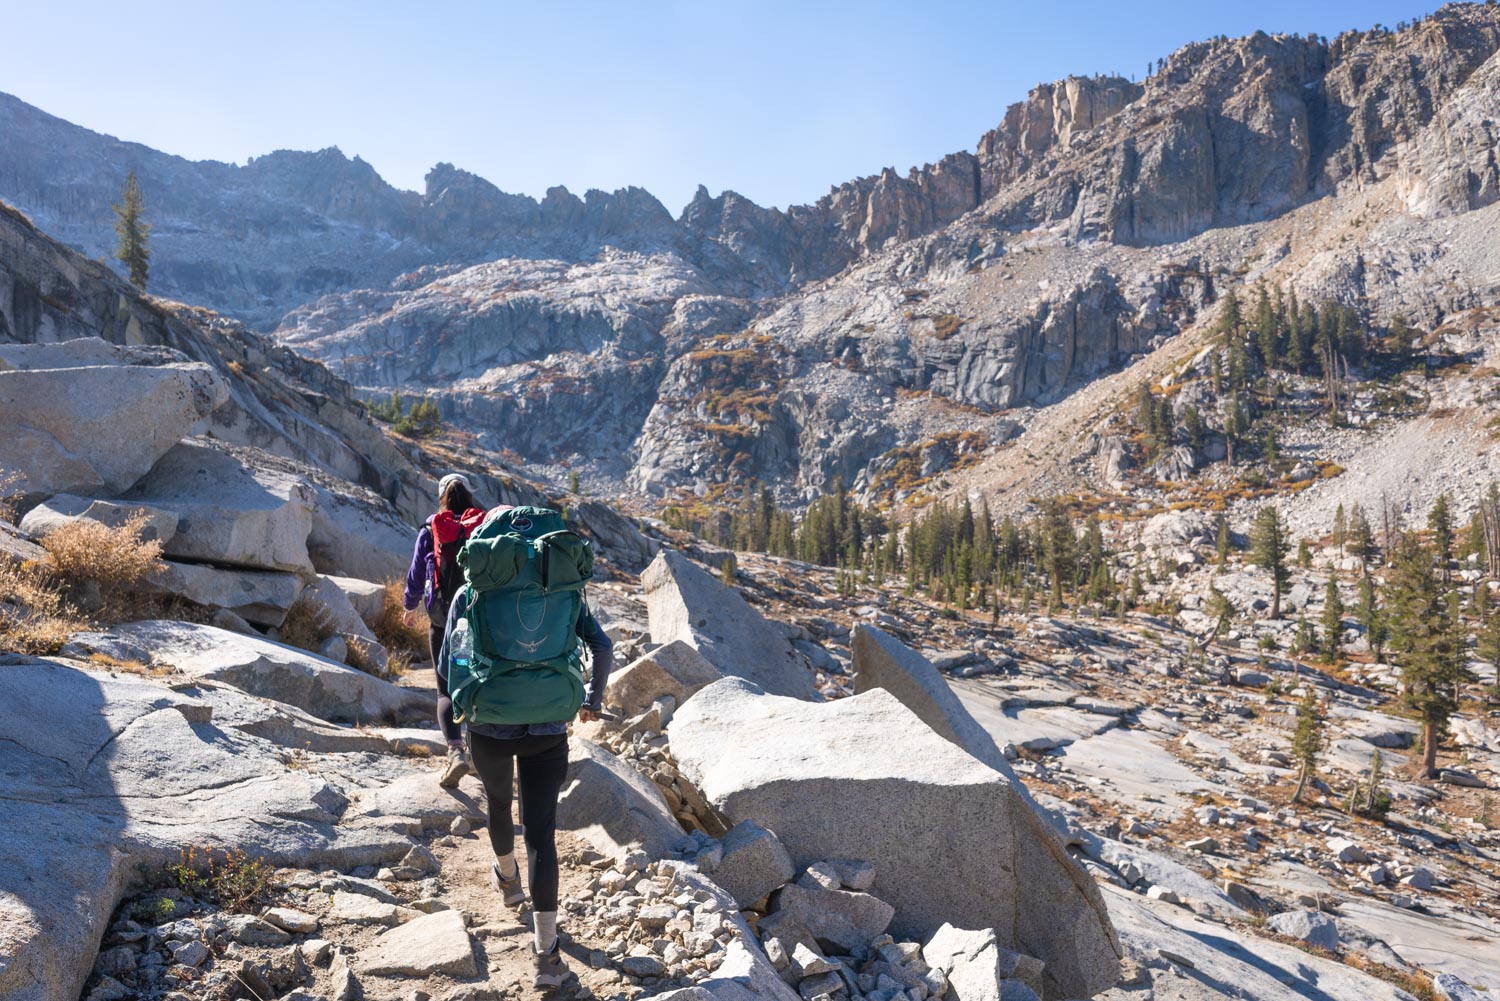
[41,512,164,618]
[128,895,181,926]
[1342,955,1436,1001]
[373,580,429,660]
[0,561,83,654]
[165,846,276,914]
[346,635,402,679]
[277,595,337,655]
[931,314,964,339]
[0,469,21,523]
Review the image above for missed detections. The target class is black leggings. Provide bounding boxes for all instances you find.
[429,623,461,743]
[468,731,569,911]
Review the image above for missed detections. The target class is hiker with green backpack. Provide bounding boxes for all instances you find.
[435,504,612,988]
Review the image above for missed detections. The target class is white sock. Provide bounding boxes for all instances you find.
[495,851,517,879]
[534,911,558,953]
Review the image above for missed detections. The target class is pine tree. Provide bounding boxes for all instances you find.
[1479,586,1500,686]
[1462,511,1486,564]
[1202,584,1235,648]
[1386,536,1464,777]
[1286,290,1308,372]
[1254,281,1278,367]
[1155,398,1175,454]
[1349,504,1375,568]
[113,171,151,290]
[1216,514,1232,567]
[1134,380,1155,431]
[1040,500,1075,605]
[1291,686,1324,803]
[1386,314,1413,364]
[1321,578,1344,663]
[1356,574,1388,661]
[1217,291,1243,342]
[1358,749,1392,820]
[1251,506,1291,618]
[1428,493,1454,582]
[1181,405,1205,451]
[1223,397,1247,465]
[1295,613,1317,656]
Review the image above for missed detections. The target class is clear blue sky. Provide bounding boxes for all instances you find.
[2,0,1439,212]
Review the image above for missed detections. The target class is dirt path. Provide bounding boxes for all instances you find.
[424,826,626,1001]
[211,769,650,1001]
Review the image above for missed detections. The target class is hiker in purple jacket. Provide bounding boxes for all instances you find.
[401,472,485,786]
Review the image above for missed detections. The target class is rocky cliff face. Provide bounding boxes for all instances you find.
[0,200,657,569]
[4,6,1499,505]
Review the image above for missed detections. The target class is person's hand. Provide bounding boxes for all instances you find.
[402,608,418,629]
[578,706,601,723]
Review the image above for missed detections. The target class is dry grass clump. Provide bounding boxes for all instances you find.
[383,647,415,676]
[1342,955,1436,1001]
[0,469,22,523]
[373,580,429,658]
[277,595,337,654]
[87,651,156,675]
[394,739,434,758]
[41,512,164,601]
[0,561,83,654]
[346,635,404,679]
[931,313,964,339]
[3,513,170,653]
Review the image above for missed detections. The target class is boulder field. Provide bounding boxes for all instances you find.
[1,542,1141,1001]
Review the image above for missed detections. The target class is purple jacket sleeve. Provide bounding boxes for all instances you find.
[577,603,614,710]
[403,525,435,612]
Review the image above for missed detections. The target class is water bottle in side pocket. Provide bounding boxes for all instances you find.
[451,617,473,670]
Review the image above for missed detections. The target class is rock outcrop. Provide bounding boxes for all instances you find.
[139,561,305,628]
[124,440,319,574]
[605,639,725,716]
[851,624,1012,772]
[0,657,417,1001]
[557,736,685,859]
[60,620,432,724]
[0,339,227,499]
[669,678,1121,1000]
[643,550,818,701]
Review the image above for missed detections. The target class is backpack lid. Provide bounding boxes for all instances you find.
[474,505,566,539]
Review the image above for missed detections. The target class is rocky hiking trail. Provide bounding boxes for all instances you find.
[10,534,1495,1001]
[5,547,1122,1001]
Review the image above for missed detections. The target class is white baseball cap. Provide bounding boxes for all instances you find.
[438,472,474,497]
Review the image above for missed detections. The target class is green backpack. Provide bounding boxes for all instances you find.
[449,506,595,726]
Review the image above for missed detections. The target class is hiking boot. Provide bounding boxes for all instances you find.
[438,745,470,788]
[533,940,572,989]
[491,861,526,907]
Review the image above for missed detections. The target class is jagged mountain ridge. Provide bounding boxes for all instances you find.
[4,5,1499,505]
[0,81,1007,330]
[275,5,1500,503]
